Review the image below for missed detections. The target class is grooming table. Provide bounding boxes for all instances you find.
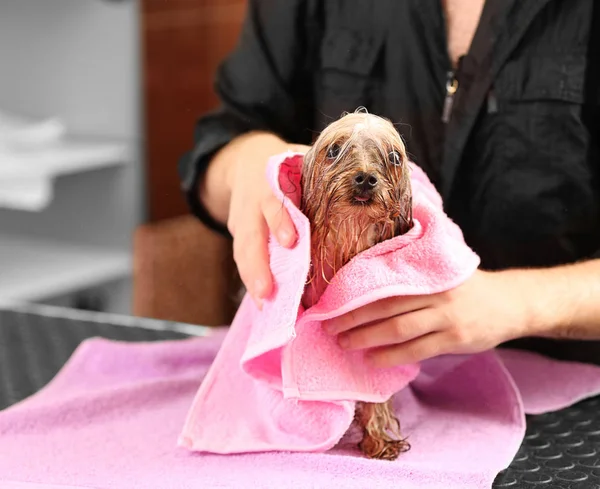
[1,305,598,489]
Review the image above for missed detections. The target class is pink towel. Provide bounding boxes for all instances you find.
[2,153,599,489]
[179,151,481,454]
[1,333,600,489]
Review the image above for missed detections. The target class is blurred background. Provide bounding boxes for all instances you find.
[0,0,245,326]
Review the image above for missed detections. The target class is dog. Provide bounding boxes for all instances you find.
[299,109,414,461]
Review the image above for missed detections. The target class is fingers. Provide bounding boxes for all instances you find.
[367,332,451,368]
[261,194,297,248]
[227,145,302,309]
[231,194,297,309]
[232,213,273,309]
[337,309,440,351]
[324,295,434,336]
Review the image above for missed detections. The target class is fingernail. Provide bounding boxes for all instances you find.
[279,230,295,247]
[323,321,336,335]
[254,279,265,297]
[251,286,264,310]
[365,352,378,367]
[279,229,290,243]
[338,334,349,349]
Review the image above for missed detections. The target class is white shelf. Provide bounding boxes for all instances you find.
[0,0,141,315]
[0,138,130,211]
[0,234,131,302]
[0,137,129,179]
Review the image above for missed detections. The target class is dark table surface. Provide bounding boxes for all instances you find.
[1,303,599,489]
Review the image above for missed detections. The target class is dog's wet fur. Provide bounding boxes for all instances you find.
[299,109,414,460]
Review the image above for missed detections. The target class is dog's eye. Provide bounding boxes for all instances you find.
[389,150,402,166]
[327,144,341,159]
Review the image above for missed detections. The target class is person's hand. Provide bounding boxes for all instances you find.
[226,133,311,309]
[322,269,539,367]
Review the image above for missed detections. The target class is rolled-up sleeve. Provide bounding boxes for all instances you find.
[178,0,316,236]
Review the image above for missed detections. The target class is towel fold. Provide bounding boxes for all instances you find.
[1,333,600,489]
[179,151,481,455]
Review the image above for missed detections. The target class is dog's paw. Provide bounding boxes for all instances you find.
[358,435,410,461]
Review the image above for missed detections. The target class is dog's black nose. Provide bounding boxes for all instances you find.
[353,172,378,192]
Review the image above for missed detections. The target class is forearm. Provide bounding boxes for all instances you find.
[521,258,600,340]
[199,131,305,227]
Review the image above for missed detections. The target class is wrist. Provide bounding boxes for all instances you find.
[515,265,589,339]
[492,267,571,339]
[524,270,566,337]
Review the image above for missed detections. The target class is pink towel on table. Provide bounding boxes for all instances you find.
[1,333,600,489]
[178,151,481,454]
[2,153,600,489]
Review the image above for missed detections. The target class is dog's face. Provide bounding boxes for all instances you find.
[301,112,413,240]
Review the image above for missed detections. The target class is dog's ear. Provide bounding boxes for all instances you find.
[394,164,414,235]
[301,144,317,174]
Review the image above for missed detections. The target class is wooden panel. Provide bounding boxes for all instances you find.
[133,214,241,326]
[141,0,246,222]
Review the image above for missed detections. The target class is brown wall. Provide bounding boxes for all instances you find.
[141,0,246,222]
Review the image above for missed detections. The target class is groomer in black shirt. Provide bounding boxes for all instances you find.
[179,0,600,365]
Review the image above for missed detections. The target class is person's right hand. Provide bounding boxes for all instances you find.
[225,133,310,309]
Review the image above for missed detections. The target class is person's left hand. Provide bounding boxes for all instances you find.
[322,269,536,368]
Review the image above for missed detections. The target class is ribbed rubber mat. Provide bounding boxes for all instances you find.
[0,308,188,409]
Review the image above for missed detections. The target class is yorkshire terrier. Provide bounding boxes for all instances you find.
[300,109,414,461]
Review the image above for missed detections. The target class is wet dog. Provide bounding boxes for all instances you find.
[300,109,414,460]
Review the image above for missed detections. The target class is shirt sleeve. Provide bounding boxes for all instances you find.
[178,0,318,237]
[589,9,600,260]
[591,105,600,260]
[592,102,600,259]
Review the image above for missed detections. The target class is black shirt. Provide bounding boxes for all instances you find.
[179,0,600,270]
